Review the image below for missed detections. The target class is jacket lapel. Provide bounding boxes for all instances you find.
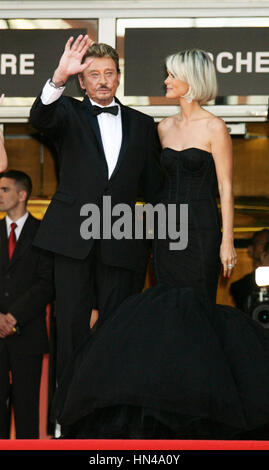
[109,99,130,181]
[81,96,108,178]
[80,95,130,181]
[0,218,9,273]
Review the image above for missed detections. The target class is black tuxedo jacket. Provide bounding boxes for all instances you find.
[0,214,54,354]
[29,94,164,269]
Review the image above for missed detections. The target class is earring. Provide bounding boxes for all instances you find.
[182,86,194,103]
[185,91,194,103]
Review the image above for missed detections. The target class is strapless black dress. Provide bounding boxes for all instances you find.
[53,148,269,439]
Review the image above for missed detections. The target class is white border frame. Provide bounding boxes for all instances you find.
[1,2,269,18]
[0,1,269,122]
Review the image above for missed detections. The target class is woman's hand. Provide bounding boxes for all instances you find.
[220,240,237,278]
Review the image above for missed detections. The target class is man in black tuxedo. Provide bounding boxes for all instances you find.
[230,229,269,312]
[29,35,164,379]
[0,170,54,438]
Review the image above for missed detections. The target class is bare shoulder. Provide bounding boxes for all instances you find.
[206,115,229,135]
[158,116,177,134]
[206,115,232,158]
[158,116,175,128]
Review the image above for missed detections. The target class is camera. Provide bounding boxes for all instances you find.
[246,267,269,329]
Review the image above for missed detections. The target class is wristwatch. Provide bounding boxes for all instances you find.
[49,78,66,89]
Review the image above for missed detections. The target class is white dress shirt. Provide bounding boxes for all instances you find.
[6,211,29,240]
[41,79,122,179]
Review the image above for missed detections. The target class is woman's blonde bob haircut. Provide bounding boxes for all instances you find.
[166,49,218,105]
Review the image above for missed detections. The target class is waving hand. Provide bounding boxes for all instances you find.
[53,34,94,85]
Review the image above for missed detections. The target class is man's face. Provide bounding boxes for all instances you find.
[261,251,269,267]
[78,57,120,106]
[248,232,269,266]
[0,177,25,212]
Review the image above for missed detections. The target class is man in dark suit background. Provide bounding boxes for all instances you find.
[29,35,164,380]
[230,229,269,312]
[0,170,54,438]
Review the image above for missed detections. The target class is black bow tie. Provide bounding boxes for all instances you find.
[92,105,119,116]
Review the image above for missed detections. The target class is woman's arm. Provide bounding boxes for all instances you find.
[0,94,8,172]
[209,117,237,278]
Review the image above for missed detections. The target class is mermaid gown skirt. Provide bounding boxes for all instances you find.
[53,148,269,439]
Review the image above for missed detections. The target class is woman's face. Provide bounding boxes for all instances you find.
[164,70,189,100]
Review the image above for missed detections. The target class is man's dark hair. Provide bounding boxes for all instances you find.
[82,43,120,74]
[251,229,269,245]
[264,239,269,254]
[0,169,32,201]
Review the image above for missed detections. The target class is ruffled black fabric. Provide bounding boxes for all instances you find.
[53,285,269,439]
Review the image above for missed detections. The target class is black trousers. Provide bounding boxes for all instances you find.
[54,242,148,379]
[0,343,43,439]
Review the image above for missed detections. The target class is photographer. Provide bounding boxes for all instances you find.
[230,229,269,312]
[260,238,269,267]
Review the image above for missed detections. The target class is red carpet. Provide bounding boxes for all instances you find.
[1,439,269,450]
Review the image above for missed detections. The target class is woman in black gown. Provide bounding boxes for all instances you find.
[54,49,269,439]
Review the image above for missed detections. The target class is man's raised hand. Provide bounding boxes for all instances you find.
[52,34,94,85]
